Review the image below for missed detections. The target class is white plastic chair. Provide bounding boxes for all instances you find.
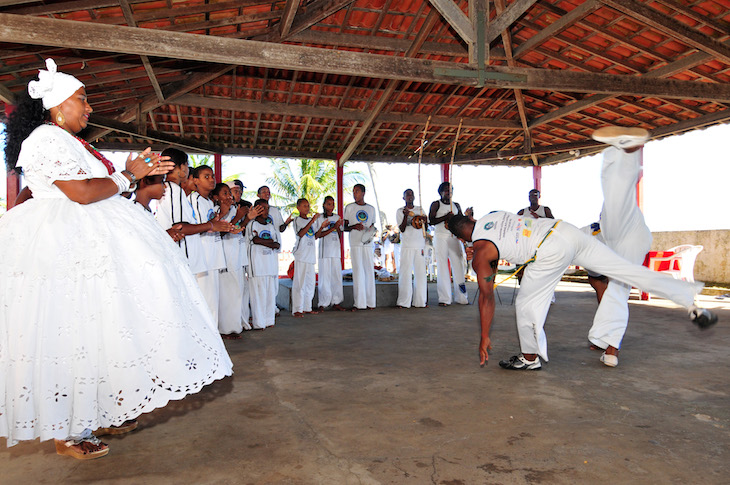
[641,245,703,299]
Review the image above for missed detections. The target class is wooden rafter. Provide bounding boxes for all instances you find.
[119,0,164,102]
[600,0,730,65]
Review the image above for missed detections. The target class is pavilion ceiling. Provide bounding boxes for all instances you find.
[0,0,728,166]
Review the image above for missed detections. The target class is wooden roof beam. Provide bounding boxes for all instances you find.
[513,0,600,59]
[89,114,219,153]
[600,0,730,65]
[278,0,300,38]
[486,0,540,45]
[119,0,164,102]
[284,0,356,39]
[428,0,474,45]
[1,14,729,102]
[495,0,537,165]
[338,9,440,165]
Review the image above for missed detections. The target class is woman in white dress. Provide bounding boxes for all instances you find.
[0,59,233,458]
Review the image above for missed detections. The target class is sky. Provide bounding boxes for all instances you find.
[2,122,729,236]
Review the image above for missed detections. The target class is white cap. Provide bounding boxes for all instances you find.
[28,58,84,110]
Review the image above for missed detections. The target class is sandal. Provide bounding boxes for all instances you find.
[55,434,109,460]
[95,419,138,437]
[221,333,243,340]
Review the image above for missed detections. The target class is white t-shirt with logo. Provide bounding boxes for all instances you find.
[344,202,376,247]
[189,193,226,272]
[246,218,280,277]
[471,211,554,264]
[318,214,341,259]
[221,206,243,271]
[292,216,320,264]
[396,205,426,250]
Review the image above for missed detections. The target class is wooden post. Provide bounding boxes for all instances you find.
[214,153,222,183]
[533,165,542,192]
[337,154,344,267]
[5,102,21,210]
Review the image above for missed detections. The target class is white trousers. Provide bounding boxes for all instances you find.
[249,276,277,329]
[351,245,376,309]
[397,247,427,308]
[196,270,220,325]
[219,269,243,334]
[516,223,701,361]
[434,235,468,304]
[588,147,653,350]
[318,258,344,307]
[241,267,251,330]
[292,261,316,314]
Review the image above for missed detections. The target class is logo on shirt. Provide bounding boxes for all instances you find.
[207,209,216,221]
[356,210,369,223]
[259,230,272,240]
[306,227,315,237]
[328,221,336,230]
[265,216,273,225]
[484,222,495,230]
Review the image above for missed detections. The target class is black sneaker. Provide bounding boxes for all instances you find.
[498,354,542,370]
[689,308,718,329]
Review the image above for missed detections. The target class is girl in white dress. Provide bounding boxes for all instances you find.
[0,59,233,459]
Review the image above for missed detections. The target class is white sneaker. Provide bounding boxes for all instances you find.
[600,352,618,367]
[592,126,649,150]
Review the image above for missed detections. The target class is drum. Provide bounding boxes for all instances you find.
[360,225,377,244]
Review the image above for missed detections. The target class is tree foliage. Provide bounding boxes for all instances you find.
[263,158,365,214]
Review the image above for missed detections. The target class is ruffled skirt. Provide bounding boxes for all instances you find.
[0,196,233,446]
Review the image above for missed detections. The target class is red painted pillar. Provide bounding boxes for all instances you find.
[5,102,21,210]
[533,165,542,192]
[441,163,449,183]
[636,148,644,211]
[214,153,222,183]
[336,154,344,267]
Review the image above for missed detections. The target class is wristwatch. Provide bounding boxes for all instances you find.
[121,169,138,191]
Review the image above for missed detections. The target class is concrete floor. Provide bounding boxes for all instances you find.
[2,281,729,484]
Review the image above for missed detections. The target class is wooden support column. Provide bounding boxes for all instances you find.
[533,165,542,192]
[336,154,345,267]
[214,153,222,183]
[5,102,21,210]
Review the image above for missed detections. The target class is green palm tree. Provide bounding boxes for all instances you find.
[263,158,365,215]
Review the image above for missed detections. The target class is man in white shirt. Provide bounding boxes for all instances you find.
[344,184,377,310]
[396,189,428,308]
[517,189,554,219]
[316,196,345,311]
[448,210,717,371]
[429,182,468,306]
[291,198,321,317]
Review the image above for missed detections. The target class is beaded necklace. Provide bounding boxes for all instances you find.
[48,121,115,175]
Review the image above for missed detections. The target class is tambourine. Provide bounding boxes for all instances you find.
[360,225,377,244]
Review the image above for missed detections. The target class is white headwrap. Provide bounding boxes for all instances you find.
[27,58,84,110]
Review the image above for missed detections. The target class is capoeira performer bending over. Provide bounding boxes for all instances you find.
[585,126,655,367]
[447,209,718,370]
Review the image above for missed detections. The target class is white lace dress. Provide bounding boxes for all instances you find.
[0,124,233,446]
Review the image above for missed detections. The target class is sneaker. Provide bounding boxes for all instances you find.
[689,307,718,329]
[600,352,618,367]
[498,354,542,370]
[592,126,649,150]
